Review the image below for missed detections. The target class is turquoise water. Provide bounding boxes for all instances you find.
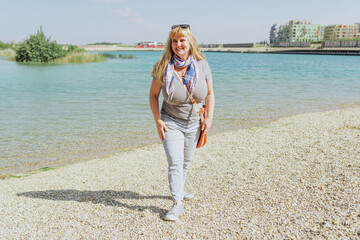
[1,52,360,174]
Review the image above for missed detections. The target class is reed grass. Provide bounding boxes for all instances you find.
[0,49,16,57]
[119,54,135,59]
[52,52,106,63]
[102,53,117,59]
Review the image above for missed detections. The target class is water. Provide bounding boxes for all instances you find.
[1,52,360,174]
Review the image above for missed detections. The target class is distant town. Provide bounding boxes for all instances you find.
[270,20,360,47]
[132,20,360,49]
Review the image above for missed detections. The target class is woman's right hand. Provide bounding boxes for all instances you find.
[149,79,167,141]
[156,119,168,141]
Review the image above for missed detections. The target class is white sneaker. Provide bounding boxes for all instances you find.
[183,192,194,200]
[165,202,184,221]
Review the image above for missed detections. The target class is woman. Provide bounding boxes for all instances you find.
[149,24,215,221]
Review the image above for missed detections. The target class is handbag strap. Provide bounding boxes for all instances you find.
[174,71,205,122]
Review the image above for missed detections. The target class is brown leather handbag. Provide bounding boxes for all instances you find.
[196,107,207,148]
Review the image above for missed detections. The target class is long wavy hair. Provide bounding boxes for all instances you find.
[151,26,205,83]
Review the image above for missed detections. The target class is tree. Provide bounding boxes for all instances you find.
[15,26,65,62]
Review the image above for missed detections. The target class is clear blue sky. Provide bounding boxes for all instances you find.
[1,0,360,45]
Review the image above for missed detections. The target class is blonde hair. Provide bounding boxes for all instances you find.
[151,26,205,83]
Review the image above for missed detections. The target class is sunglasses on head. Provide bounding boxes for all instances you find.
[171,24,191,30]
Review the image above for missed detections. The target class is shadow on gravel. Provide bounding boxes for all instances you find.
[17,190,170,217]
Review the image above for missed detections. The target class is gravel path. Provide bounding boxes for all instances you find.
[1,107,360,239]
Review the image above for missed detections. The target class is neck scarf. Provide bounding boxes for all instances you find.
[164,54,198,97]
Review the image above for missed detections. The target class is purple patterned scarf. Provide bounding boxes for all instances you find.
[164,54,198,97]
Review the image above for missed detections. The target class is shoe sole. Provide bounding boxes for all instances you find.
[183,195,194,201]
[164,216,177,221]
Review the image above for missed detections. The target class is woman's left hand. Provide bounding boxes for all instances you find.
[201,117,212,135]
[203,77,214,136]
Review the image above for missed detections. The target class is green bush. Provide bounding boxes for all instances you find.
[15,26,65,62]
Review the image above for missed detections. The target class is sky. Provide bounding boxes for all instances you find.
[1,0,360,45]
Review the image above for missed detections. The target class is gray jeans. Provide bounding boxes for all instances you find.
[161,114,200,201]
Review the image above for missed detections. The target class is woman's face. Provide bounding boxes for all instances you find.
[171,35,191,60]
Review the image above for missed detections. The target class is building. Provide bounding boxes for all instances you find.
[134,41,164,48]
[353,23,360,39]
[275,20,324,42]
[276,25,289,42]
[324,24,360,40]
[356,23,360,31]
[269,24,283,44]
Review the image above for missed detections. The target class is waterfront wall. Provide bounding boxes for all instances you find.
[322,41,360,48]
[199,44,220,48]
[223,43,254,48]
[273,42,311,47]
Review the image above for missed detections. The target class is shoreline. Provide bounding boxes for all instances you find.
[2,101,359,179]
[1,106,359,238]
